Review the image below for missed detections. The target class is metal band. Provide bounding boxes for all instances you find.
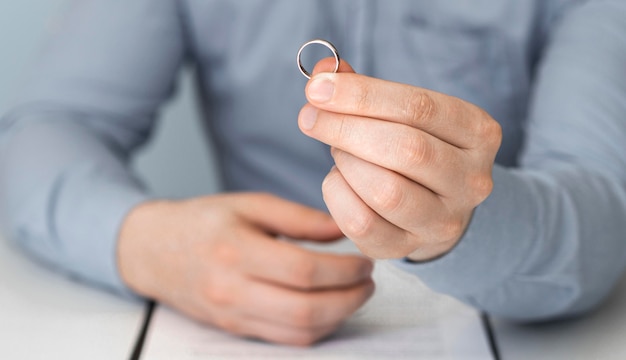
[296,39,340,79]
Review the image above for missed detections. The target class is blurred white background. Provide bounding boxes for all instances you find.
[0,1,220,198]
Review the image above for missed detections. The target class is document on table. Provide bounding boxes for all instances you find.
[140,240,494,359]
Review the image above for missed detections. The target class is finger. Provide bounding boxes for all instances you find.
[322,166,419,259]
[229,193,342,242]
[331,148,465,245]
[311,56,355,76]
[305,72,494,149]
[238,276,375,330]
[219,313,340,347]
[237,228,374,289]
[299,104,468,197]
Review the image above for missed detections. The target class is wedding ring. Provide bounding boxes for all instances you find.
[297,39,340,79]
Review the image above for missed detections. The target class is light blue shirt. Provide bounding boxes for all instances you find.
[1,0,625,321]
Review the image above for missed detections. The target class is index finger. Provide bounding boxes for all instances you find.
[240,228,374,290]
[305,72,488,149]
[311,56,356,76]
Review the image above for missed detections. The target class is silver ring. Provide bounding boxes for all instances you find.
[297,39,340,80]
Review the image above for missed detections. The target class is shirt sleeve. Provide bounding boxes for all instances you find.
[0,0,186,295]
[393,0,626,321]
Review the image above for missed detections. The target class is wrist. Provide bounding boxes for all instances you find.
[117,199,174,298]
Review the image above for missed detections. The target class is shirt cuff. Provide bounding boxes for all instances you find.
[74,185,152,298]
[391,165,538,298]
[0,116,154,298]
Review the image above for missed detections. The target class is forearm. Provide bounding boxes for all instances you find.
[0,112,150,294]
[0,0,186,294]
[395,0,626,321]
[395,165,626,320]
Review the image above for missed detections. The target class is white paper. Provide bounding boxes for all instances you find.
[141,240,493,359]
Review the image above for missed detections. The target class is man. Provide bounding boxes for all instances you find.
[1,0,625,346]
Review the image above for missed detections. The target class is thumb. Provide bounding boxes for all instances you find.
[233,193,343,242]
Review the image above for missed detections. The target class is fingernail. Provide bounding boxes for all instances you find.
[299,106,318,130]
[307,75,335,103]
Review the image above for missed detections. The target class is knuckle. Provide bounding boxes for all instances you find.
[210,241,240,267]
[439,218,466,243]
[408,91,436,126]
[203,280,234,306]
[400,135,434,167]
[489,118,503,137]
[475,115,502,148]
[289,257,318,289]
[469,173,494,203]
[333,114,355,143]
[344,210,376,239]
[488,121,503,149]
[371,177,405,213]
[205,284,232,306]
[352,81,373,112]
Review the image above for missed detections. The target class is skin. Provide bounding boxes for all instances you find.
[299,58,502,261]
[117,193,375,346]
[117,57,501,347]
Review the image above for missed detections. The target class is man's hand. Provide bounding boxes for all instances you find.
[299,59,502,261]
[117,193,374,346]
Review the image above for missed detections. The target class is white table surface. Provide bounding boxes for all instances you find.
[0,234,147,360]
[4,229,626,360]
[494,273,626,360]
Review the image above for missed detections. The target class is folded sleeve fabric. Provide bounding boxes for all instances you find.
[0,0,186,295]
[394,0,626,321]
